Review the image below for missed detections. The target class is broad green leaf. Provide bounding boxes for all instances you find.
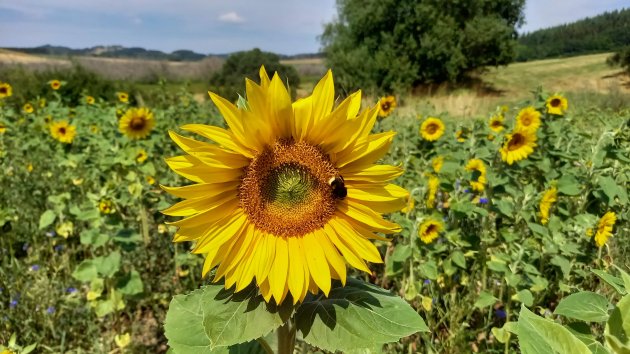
[492,322,517,344]
[390,244,412,263]
[551,256,572,279]
[419,260,438,280]
[451,250,466,269]
[592,269,626,295]
[567,322,611,354]
[512,290,534,307]
[164,283,290,353]
[605,294,630,353]
[614,266,630,294]
[94,251,121,278]
[517,305,591,354]
[554,292,610,323]
[80,229,109,247]
[22,343,37,354]
[557,175,581,196]
[72,260,98,282]
[474,291,497,309]
[527,222,549,237]
[38,210,56,229]
[116,270,144,295]
[295,277,428,352]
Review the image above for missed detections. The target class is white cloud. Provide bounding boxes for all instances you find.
[218,11,244,23]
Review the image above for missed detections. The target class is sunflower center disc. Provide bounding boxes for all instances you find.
[551,98,561,107]
[508,133,525,151]
[0,88,6,94]
[240,139,338,237]
[130,117,145,130]
[427,124,438,134]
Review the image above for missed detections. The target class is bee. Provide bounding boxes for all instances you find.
[328,175,347,199]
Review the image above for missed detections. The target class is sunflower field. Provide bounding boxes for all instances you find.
[0,71,629,354]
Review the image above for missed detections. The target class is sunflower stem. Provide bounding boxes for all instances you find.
[277,320,296,354]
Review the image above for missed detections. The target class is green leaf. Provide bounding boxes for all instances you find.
[566,322,611,354]
[517,305,591,354]
[592,269,626,295]
[80,229,109,247]
[557,175,582,196]
[419,260,438,280]
[94,251,121,278]
[72,260,98,282]
[551,256,572,279]
[295,277,428,352]
[554,292,610,323]
[527,222,549,237]
[598,176,622,205]
[474,291,497,309]
[390,244,412,263]
[116,270,144,295]
[605,294,630,353]
[492,322,517,344]
[451,250,466,269]
[38,210,56,229]
[614,266,630,294]
[512,290,534,307]
[164,283,290,353]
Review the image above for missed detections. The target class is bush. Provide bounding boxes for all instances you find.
[607,46,630,74]
[209,48,300,101]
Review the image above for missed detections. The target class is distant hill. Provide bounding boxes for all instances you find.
[4,45,218,62]
[2,45,322,62]
[516,8,630,61]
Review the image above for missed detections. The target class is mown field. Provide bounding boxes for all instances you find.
[0,53,629,354]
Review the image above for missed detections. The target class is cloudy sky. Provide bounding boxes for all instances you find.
[0,0,627,55]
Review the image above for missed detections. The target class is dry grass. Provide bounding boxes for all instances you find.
[0,49,223,82]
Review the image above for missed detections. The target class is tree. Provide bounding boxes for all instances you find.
[320,0,525,94]
[209,48,300,101]
[607,46,630,74]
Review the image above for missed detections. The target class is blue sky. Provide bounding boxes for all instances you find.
[0,0,627,55]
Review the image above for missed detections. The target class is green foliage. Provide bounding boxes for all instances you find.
[517,9,630,61]
[209,48,300,101]
[320,0,525,93]
[607,47,630,74]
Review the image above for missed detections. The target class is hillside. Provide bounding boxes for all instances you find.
[517,8,630,61]
[3,45,216,62]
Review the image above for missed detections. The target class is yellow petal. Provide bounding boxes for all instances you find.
[269,236,289,303]
[311,69,334,123]
[335,132,396,168]
[160,181,239,199]
[337,200,401,234]
[302,232,332,296]
[161,191,235,216]
[342,164,403,183]
[328,217,383,263]
[181,124,254,158]
[323,223,371,273]
[287,237,306,303]
[316,230,347,285]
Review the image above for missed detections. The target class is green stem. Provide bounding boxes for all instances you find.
[277,320,296,354]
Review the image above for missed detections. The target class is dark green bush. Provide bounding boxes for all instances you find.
[209,48,300,101]
[607,46,630,74]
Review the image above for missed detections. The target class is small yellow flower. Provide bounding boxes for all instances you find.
[50,120,77,144]
[401,196,415,213]
[119,107,155,139]
[420,117,445,141]
[378,95,397,117]
[90,125,99,134]
[418,218,444,244]
[432,156,444,173]
[594,211,616,248]
[421,295,432,311]
[157,224,168,234]
[50,80,61,90]
[56,221,74,239]
[465,159,487,192]
[39,98,47,108]
[87,290,101,301]
[426,175,439,208]
[0,122,6,134]
[489,114,505,132]
[72,178,84,186]
[500,105,509,113]
[538,187,557,225]
[487,134,495,141]
[515,107,541,133]
[455,129,468,142]
[114,333,131,349]
[546,94,568,116]
[117,92,129,103]
[586,228,594,237]
[500,128,537,165]
[136,149,148,163]
[99,200,115,214]
[27,163,33,173]
[2,348,16,354]
[86,96,95,105]
[23,103,34,114]
[146,176,156,185]
[177,268,190,277]
[0,82,12,98]
[44,115,53,124]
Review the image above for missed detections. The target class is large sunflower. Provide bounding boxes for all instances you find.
[50,120,76,144]
[546,94,568,116]
[119,107,155,139]
[499,128,537,165]
[515,107,541,132]
[418,219,444,244]
[489,114,505,132]
[594,211,616,248]
[420,117,445,141]
[163,68,407,305]
[465,159,487,192]
[0,82,12,98]
[378,95,397,117]
[538,187,557,225]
